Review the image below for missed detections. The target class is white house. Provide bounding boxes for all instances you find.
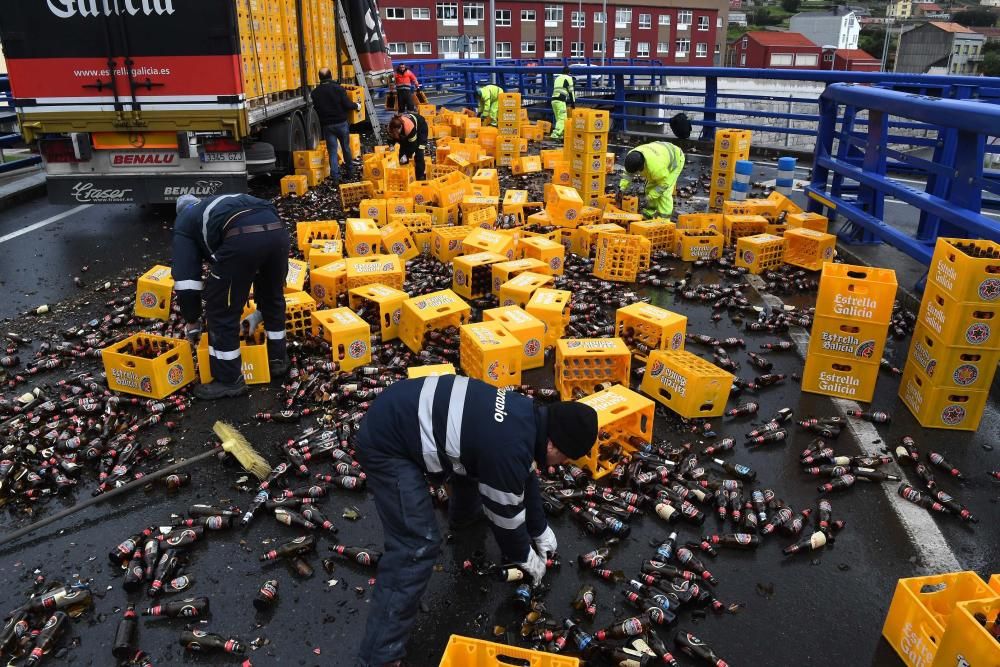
[789,7,860,51]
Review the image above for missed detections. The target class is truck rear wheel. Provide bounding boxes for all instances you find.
[304,107,322,150]
[260,114,308,174]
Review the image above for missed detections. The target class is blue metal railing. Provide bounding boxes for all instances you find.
[0,75,42,175]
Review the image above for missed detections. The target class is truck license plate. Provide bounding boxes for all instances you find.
[202,151,244,163]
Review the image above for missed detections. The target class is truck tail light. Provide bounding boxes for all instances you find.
[40,138,82,163]
[202,137,242,153]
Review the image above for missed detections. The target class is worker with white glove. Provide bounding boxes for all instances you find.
[387,112,428,181]
[354,378,598,667]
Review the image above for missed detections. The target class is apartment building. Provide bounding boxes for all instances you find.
[896,22,986,75]
[727,31,822,69]
[379,0,729,64]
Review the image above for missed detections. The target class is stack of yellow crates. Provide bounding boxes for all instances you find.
[709,130,752,212]
[802,263,897,403]
[900,238,1000,430]
[496,93,522,168]
[565,109,610,207]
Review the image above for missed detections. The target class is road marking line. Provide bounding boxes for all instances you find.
[748,275,962,573]
[0,205,92,245]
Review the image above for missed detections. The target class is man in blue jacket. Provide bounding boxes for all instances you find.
[172,193,289,400]
[354,376,599,667]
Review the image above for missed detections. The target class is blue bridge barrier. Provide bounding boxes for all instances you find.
[0,75,42,175]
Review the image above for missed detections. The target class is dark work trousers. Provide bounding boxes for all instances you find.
[397,87,415,112]
[400,118,429,182]
[324,121,352,181]
[448,475,482,524]
[203,213,289,384]
[354,445,442,666]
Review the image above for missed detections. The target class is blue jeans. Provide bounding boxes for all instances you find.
[324,121,352,180]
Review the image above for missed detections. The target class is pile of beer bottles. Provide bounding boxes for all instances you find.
[802,262,897,404]
[900,238,1000,430]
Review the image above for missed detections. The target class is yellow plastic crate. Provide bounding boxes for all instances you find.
[399,289,472,353]
[461,195,500,216]
[616,303,687,360]
[678,213,724,232]
[929,237,1000,304]
[274,290,316,338]
[526,288,571,347]
[433,171,472,208]
[918,281,1000,348]
[460,322,522,387]
[311,308,372,372]
[359,199,388,226]
[409,182,437,207]
[432,226,476,263]
[345,218,381,257]
[472,169,500,197]
[816,263,898,324]
[809,314,887,364]
[786,211,829,233]
[102,334,195,399]
[439,635,579,667]
[899,361,988,431]
[518,236,566,275]
[483,306,547,370]
[389,213,433,235]
[570,109,610,133]
[407,363,456,379]
[545,185,585,227]
[340,181,376,211]
[379,222,419,261]
[883,572,998,667]
[932,596,1000,667]
[310,261,347,307]
[419,204,460,228]
[722,214,768,247]
[628,219,676,254]
[572,223,625,257]
[307,240,344,271]
[498,272,554,309]
[802,352,880,403]
[784,227,837,271]
[465,205,499,230]
[676,229,724,262]
[512,155,542,175]
[280,174,308,196]
[196,331,269,385]
[491,259,551,295]
[767,190,803,215]
[295,166,324,188]
[453,252,507,300]
[575,385,654,479]
[640,349,733,418]
[462,228,515,259]
[908,322,1000,390]
[723,199,779,222]
[385,167,413,194]
[296,219,341,254]
[386,197,415,218]
[735,233,787,274]
[345,255,405,292]
[592,233,643,283]
[135,265,173,321]
[555,338,632,400]
[715,129,752,153]
[348,283,408,342]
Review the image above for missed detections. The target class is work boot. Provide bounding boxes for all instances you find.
[269,352,290,378]
[193,377,248,400]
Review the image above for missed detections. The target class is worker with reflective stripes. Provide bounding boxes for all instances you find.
[619,141,687,218]
[354,377,598,667]
[388,112,429,181]
[393,64,419,112]
[476,84,503,126]
[172,193,290,400]
[550,66,575,140]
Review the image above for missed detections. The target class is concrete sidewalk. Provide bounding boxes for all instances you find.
[0,165,46,209]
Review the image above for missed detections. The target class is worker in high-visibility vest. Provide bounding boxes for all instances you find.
[477,84,503,126]
[619,142,686,218]
[550,66,575,140]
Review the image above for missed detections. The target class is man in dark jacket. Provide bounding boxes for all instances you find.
[387,112,428,181]
[311,68,360,183]
[172,193,289,400]
[353,377,599,667]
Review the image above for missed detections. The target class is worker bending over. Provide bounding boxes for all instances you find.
[393,64,419,112]
[172,194,290,400]
[388,112,429,181]
[354,377,598,667]
[477,84,503,126]
[620,141,687,218]
[550,66,575,140]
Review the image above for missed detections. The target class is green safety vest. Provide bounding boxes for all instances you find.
[553,73,574,102]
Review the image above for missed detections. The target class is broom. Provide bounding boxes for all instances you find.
[0,422,271,547]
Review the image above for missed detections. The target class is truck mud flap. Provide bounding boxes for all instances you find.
[47,175,249,206]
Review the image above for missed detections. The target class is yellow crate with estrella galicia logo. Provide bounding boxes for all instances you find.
[930,595,1000,667]
[815,263,897,325]
[431,225,477,263]
[196,330,270,386]
[615,302,687,361]
[460,321,522,388]
[135,265,174,321]
[102,334,195,399]
[574,385,653,480]
[296,219,341,254]
[640,349,733,419]
[928,237,1000,304]
[399,289,473,353]
[408,363,455,379]
[675,229,724,262]
[345,255,405,292]
[453,252,508,300]
[311,307,372,372]
[483,306,547,370]
[284,258,308,293]
[498,272,554,309]
[439,635,580,667]
[593,233,644,283]
[307,239,344,271]
[518,236,566,275]
[899,360,989,431]
[802,353,880,402]
[310,261,347,307]
[491,258,551,296]
[735,233,786,275]
[629,219,676,254]
[348,283,409,342]
[462,227,515,259]
[783,228,837,271]
[907,322,1000,391]
[555,337,632,401]
[345,218,381,257]
[379,222,419,261]
[526,288,571,348]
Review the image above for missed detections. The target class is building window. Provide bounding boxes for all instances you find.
[823,53,834,62]
[715,44,720,55]
[637,42,650,57]
[657,42,669,54]
[614,38,630,58]
[593,42,604,53]
[742,36,748,48]
[388,42,407,55]
[436,3,457,20]
[469,36,485,55]
[496,42,512,58]
[571,11,585,28]
[794,53,818,67]
[544,5,563,24]
[717,17,722,28]
[463,3,484,22]
[697,16,709,31]
[659,14,670,26]
[769,53,793,66]
[678,10,692,27]
[593,11,605,23]
[675,38,690,56]
[439,36,459,54]
[740,53,746,66]
[385,7,405,19]
[413,42,432,54]
[639,13,651,29]
[496,9,511,26]
[521,41,536,53]
[412,7,430,19]
[571,41,585,58]
[521,9,535,21]
[544,36,563,56]
[696,43,707,57]
[615,8,631,28]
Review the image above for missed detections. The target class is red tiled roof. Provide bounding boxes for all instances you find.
[744,31,818,47]
[928,22,976,34]
[834,49,879,62]
[917,3,943,11]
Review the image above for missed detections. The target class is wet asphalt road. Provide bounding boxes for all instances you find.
[0,158,997,667]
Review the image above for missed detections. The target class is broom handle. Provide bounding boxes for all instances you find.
[0,446,222,548]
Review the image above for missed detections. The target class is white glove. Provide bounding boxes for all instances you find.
[531,525,558,558]
[240,310,263,335]
[518,548,546,585]
[399,155,409,165]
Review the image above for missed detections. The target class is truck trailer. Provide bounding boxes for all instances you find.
[0,0,392,205]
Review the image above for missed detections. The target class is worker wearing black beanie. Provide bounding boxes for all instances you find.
[546,401,600,461]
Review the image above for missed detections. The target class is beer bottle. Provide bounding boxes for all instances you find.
[494,564,528,582]
[148,550,179,597]
[162,575,195,594]
[675,547,717,584]
[290,556,314,577]
[702,438,735,457]
[123,547,146,593]
[329,544,381,567]
[299,506,338,533]
[928,452,964,479]
[112,604,137,659]
[725,402,758,417]
[817,499,833,535]
[713,458,756,481]
[674,630,729,667]
[259,535,316,562]
[142,537,160,581]
[273,508,317,530]
[23,584,92,613]
[180,629,245,654]
[783,531,828,556]
[156,526,204,549]
[846,410,890,423]
[254,579,279,610]
[573,584,597,618]
[595,617,646,641]
[563,619,595,656]
[817,475,856,494]
[701,533,760,550]
[897,484,950,515]
[930,489,978,523]
[109,533,143,564]
[189,504,240,518]
[25,611,67,667]
[645,632,681,667]
[142,597,210,619]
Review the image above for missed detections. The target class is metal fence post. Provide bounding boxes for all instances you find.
[615,73,626,133]
[702,76,717,142]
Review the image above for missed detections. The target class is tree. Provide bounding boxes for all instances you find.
[952,9,998,27]
[750,7,782,26]
[780,0,801,13]
[858,29,886,58]
[983,52,1000,77]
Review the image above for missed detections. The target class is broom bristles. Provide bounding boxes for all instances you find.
[213,421,272,480]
